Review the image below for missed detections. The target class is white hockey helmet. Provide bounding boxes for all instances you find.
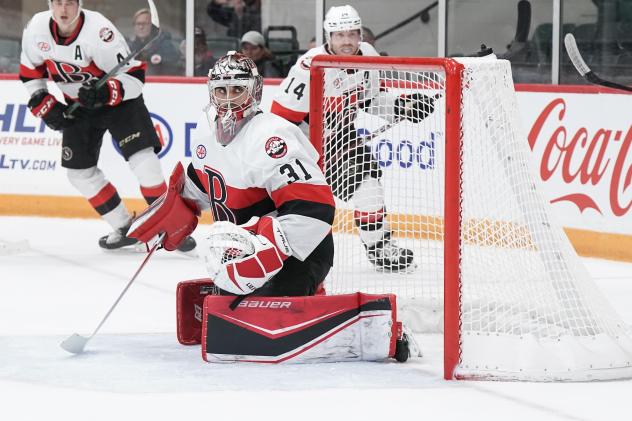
[48,0,84,7]
[207,51,263,144]
[324,5,363,43]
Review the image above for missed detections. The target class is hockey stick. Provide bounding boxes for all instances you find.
[64,0,161,118]
[359,92,443,146]
[564,33,632,93]
[60,232,165,354]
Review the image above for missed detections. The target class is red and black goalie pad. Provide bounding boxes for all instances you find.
[201,292,399,363]
[128,162,200,251]
[176,278,218,345]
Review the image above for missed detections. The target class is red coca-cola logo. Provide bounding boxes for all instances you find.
[528,98,632,216]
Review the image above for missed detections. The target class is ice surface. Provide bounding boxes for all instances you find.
[0,216,631,421]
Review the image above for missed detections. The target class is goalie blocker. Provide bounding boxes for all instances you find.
[176,279,411,363]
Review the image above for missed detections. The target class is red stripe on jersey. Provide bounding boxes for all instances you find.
[140,183,167,199]
[50,13,85,46]
[193,167,270,210]
[88,183,117,208]
[271,183,335,208]
[226,186,269,209]
[127,62,147,74]
[353,208,385,224]
[270,101,307,123]
[324,93,358,113]
[44,60,105,81]
[19,64,47,80]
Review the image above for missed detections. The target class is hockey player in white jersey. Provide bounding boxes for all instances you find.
[129,52,335,297]
[19,0,195,252]
[271,5,436,272]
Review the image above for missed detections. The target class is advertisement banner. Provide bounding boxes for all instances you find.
[1,78,631,244]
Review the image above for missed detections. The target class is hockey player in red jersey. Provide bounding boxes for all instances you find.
[19,0,195,251]
[129,51,335,297]
[271,5,435,273]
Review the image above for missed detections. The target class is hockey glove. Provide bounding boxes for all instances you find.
[203,217,293,295]
[78,78,125,109]
[394,93,435,123]
[27,90,75,131]
[127,162,200,251]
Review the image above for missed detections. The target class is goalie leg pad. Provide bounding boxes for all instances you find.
[176,278,218,345]
[201,292,400,363]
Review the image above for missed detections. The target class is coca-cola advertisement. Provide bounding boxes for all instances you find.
[519,91,632,236]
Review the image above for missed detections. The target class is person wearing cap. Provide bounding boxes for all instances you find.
[239,30,283,77]
[129,8,180,75]
[179,26,218,76]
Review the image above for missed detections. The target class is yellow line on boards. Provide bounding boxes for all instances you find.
[2,193,632,262]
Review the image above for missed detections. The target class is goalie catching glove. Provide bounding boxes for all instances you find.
[394,93,436,123]
[202,216,293,295]
[127,162,200,251]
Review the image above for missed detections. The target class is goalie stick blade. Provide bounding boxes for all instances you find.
[564,33,591,76]
[60,333,89,354]
[564,33,632,93]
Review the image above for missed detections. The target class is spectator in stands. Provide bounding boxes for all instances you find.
[307,36,317,50]
[130,8,180,75]
[240,30,283,77]
[207,0,261,38]
[362,26,387,55]
[179,26,218,76]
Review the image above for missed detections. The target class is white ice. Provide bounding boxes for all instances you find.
[1,216,631,421]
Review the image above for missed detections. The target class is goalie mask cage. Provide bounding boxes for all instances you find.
[309,55,632,381]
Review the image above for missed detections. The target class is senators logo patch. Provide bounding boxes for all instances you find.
[37,41,50,52]
[62,147,73,161]
[265,136,287,159]
[99,27,114,42]
[196,144,207,159]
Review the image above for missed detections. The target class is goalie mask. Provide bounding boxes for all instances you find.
[208,51,263,145]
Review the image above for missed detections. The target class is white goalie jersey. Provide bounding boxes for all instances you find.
[20,9,145,101]
[183,109,335,263]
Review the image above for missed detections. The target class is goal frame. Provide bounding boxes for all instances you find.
[309,55,465,380]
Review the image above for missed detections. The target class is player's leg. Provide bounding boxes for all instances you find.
[106,96,196,252]
[62,117,137,249]
[326,129,415,272]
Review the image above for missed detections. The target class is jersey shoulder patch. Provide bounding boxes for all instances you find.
[264,136,288,159]
[297,46,326,71]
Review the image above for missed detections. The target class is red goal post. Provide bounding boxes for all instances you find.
[309,55,632,381]
[310,56,464,379]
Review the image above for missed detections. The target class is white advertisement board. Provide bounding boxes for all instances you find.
[1,78,631,239]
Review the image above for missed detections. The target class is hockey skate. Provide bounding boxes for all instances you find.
[98,223,139,250]
[176,236,197,252]
[365,236,415,273]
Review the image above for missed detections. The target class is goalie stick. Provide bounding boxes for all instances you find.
[564,33,632,93]
[64,0,161,118]
[60,232,165,354]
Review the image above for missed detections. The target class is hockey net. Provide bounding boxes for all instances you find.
[309,55,632,381]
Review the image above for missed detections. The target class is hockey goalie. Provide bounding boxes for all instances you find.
[127,51,413,363]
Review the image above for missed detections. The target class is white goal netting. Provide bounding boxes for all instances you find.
[310,55,632,381]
